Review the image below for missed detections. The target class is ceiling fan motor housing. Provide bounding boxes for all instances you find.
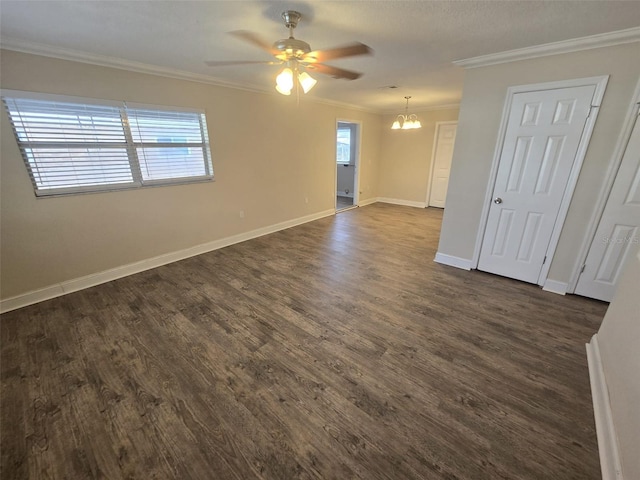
[275,11,310,60]
[282,10,302,29]
[273,37,311,59]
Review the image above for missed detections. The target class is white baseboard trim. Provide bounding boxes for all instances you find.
[586,334,624,480]
[358,197,378,207]
[0,208,336,314]
[377,197,427,208]
[434,252,472,271]
[542,279,569,295]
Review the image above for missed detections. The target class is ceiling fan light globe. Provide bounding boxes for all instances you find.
[276,67,294,91]
[413,119,422,129]
[391,120,401,130]
[275,84,292,95]
[298,72,317,93]
[402,120,413,130]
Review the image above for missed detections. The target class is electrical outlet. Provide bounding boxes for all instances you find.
[239,210,245,218]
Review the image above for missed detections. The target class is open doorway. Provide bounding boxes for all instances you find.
[336,121,359,211]
[426,121,457,208]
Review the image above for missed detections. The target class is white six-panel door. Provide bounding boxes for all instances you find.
[478,85,596,283]
[428,123,457,208]
[575,112,640,302]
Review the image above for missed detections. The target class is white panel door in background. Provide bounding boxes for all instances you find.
[428,123,457,208]
[575,112,640,302]
[478,85,596,283]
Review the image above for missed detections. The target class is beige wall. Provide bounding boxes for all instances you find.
[378,108,459,203]
[438,42,640,284]
[0,50,382,300]
[596,245,640,480]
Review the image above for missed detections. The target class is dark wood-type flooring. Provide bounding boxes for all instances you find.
[1,204,608,480]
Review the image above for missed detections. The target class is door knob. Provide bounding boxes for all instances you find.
[494,197,503,204]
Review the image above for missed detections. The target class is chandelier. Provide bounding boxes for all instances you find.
[391,96,422,130]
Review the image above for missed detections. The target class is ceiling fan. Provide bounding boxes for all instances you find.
[205,10,372,95]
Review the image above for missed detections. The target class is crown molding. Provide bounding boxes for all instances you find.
[0,37,378,114]
[454,26,640,69]
[0,37,268,93]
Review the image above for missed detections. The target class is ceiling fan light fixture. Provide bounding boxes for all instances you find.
[298,71,317,93]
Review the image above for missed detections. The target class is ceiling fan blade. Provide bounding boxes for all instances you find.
[229,30,279,55]
[306,63,362,80]
[205,60,279,67]
[302,42,372,63]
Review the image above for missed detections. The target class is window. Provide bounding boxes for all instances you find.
[336,122,356,165]
[2,91,213,196]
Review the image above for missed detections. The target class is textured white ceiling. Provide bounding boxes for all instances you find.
[1,1,639,112]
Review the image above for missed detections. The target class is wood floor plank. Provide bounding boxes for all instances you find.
[1,204,606,479]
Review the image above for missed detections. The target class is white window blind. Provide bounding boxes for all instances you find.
[127,106,212,182]
[2,93,213,196]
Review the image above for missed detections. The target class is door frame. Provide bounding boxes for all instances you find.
[335,118,362,211]
[471,75,609,287]
[426,121,458,207]
[568,77,640,293]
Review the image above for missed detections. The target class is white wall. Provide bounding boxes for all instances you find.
[378,107,459,204]
[0,50,382,301]
[437,42,640,284]
[595,245,640,479]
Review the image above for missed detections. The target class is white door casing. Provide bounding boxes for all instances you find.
[575,112,640,302]
[428,122,457,208]
[478,85,597,284]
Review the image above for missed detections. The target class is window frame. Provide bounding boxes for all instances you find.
[2,90,214,197]
[336,122,357,166]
